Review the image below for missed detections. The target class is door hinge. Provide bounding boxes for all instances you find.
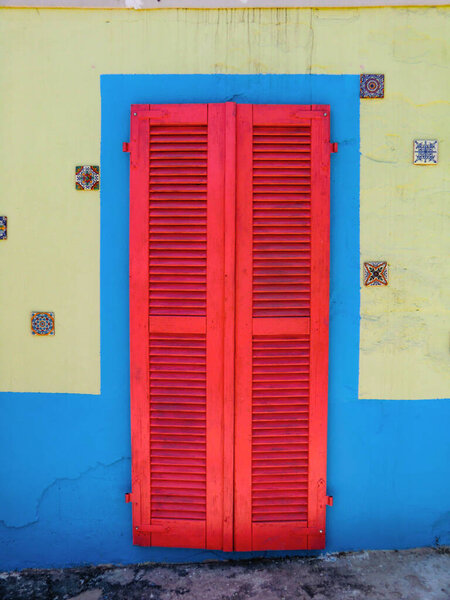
[125,492,134,503]
[330,143,338,153]
[326,495,334,506]
[122,142,130,152]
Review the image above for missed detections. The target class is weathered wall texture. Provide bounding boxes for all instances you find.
[0,7,449,398]
[0,7,449,570]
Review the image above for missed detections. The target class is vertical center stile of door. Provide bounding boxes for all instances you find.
[222,102,237,552]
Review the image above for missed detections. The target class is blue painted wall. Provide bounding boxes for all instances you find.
[0,75,449,570]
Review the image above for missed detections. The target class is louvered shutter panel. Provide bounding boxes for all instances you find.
[234,105,330,551]
[129,104,227,549]
[130,102,331,552]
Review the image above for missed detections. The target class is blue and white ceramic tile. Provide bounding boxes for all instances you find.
[413,140,438,165]
[360,74,384,98]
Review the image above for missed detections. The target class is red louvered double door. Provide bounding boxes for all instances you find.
[128,103,331,552]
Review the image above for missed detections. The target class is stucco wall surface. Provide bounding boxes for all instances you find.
[0,6,449,571]
[1,69,450,570]
[0,7,449,398]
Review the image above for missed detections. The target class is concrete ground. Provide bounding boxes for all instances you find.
[0,547,449,600]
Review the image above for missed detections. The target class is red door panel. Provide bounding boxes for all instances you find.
[129,103,227,549]
[234,104,330,551]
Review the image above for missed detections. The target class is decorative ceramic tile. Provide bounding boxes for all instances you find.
[413,139,438,165]
[31,312,55,336]
[364,262,389,286]
[75,165,100,190]
[360,74,385,98]
[0,216,7,240]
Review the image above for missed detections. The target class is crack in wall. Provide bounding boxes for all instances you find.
[0,457,129,530]
[360,153,398,165]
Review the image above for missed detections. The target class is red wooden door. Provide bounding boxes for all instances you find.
[234,105,330,551]
[128,103,331,552]
[129,103,228,549]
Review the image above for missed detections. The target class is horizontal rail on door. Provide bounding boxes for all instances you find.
[253,317,310,336]
[149,316,206,334]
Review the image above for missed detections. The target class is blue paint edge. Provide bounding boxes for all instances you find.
[0,74,449,570]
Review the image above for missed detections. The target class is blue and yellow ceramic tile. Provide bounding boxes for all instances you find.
[31,312,55,336]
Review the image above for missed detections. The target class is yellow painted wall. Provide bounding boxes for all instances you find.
[0,7,448,398]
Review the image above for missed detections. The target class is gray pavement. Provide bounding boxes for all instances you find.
[0,546,449,600]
